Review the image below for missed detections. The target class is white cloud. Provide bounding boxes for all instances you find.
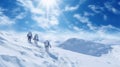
[15,12,26,20]
[65,5,79,11]
[112,8,118,13]
[32,15,59,29]
[10,7,26,20]
[32,16,49,28]
[118,2,120,5]
[74,14,89,23]
[51,9,61,16]
[17,0,45,15]
[0,8,4,15]
[98,25,120,32]
[74,14,96,30]
[104,2,120,14]
[73,26,82,31]
[68,23,80,31]
[17,0,60,29]
[0,15,14,25]
[0,7,26,26]
[103,15,107,20]
[94,25,120,44]
[49,16,59,25]
[88,5,104,13]
[0,8,14,25]
[83,12,94,17]
[73,13,120,33]
[64,0,86,12]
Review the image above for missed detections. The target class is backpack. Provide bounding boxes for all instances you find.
[44,40,51,48]
[33,34,39,41]
[27,32,32,37]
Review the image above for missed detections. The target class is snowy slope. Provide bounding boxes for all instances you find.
[0,31,120,67]
[60,38,112,57]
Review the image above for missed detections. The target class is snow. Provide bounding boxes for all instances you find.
[59,38,112,57]
[0,31,120,67]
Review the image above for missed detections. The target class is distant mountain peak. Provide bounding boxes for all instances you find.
[60,38,112,57]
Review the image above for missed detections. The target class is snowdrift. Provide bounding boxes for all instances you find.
[60,38,112,57]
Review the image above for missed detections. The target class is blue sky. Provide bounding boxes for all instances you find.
[0,0,120,33]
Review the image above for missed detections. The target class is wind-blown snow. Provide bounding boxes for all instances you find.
[0,31,120,67]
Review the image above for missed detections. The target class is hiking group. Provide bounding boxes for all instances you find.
[27,31,51,52]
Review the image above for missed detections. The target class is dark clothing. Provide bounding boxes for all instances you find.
[28,36,32,42]
[33,34,39,45]
[27,32,32,43]
[33,34,39,41]
[44,40,51,48]
[44,40,51,52]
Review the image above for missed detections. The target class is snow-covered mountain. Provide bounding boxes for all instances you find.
[59,38,112,57]
[0,31,120,67]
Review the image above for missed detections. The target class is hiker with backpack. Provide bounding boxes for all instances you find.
[44,40,51,52]
[27,31,33,43]
[27,32,52,50]
[33,34,39,46]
